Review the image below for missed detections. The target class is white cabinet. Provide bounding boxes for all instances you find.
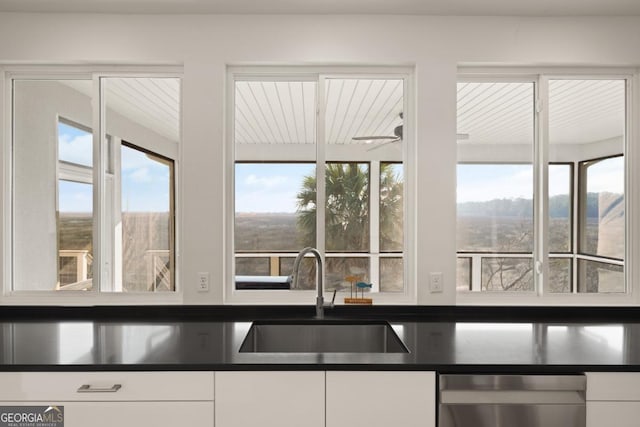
[586,372,640,427]
[1,369,437,427]
[215,371,435,427]
[326,371,436,427]
[215,371,325,427]
[0,372,214,427]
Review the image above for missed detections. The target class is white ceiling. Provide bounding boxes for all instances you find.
[60,77,623,149]
[64,78,181,142]
[236,77,624,148]
[457,82,535,146]
[104,78,181,143]
[457,79,625,146]
[235,78,403,145]
[1,0,640,15]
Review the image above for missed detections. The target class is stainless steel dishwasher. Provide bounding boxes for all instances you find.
[438,374,586,427]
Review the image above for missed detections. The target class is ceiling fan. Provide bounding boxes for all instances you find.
[352,112,403,151]
[352,112,470,150]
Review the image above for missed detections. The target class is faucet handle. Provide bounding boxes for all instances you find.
[330,289,337,306]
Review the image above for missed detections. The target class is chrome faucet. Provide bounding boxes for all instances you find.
[291,247,335,318]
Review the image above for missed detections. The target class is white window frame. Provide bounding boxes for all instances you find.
[0,65,183,305]
[225,66,416,304]
[456,67,640,305]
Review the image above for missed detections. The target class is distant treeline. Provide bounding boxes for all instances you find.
[457,192,623,219]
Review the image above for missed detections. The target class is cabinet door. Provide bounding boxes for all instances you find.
[326,371,435,427]
[587,402,640,427]
[1,402,214,427]
[215,371,324,427]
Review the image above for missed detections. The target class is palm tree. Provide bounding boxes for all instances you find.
[295,163,403,289]
[379,164,404,251]
[297,163,368,250]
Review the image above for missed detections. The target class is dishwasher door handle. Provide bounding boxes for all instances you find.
[440,390,585,405]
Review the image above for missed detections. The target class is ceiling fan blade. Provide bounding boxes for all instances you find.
[352,135,398,142]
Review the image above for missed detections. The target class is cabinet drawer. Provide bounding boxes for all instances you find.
[0,372,214,402]
[587,402,640,427]
[0,402,214,427]
[587,373,640,401]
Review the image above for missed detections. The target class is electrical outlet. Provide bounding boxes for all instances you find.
[429,272,443,293]
[198,272,209,292]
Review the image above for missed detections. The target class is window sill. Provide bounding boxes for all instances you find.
[224,289,416,305]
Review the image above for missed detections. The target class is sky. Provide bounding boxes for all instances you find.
[235,163,404,213]
[234,160,624,213]
[235,163,314,213]
[456,160,624,204]
[58,122,171,213]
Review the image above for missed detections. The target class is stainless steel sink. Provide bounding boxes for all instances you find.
[239,320,408,353]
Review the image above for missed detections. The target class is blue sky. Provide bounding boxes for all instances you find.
[235,162,602,213]
[235,163,315,213]
[58,122,171,213]
[457,164,535,203]
[120,145,171,213]
[58,122,92,166]
[235,163,404,214]
[457,160,623,204]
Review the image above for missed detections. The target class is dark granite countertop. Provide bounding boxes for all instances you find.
[1,306,640,372]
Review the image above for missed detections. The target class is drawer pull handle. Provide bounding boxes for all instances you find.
[77,384,122,393]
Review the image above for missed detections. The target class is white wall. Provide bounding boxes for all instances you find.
[13,81,92,291]
[1,13,640,304]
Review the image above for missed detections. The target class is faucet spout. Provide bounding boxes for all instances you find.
[292,247,333,319]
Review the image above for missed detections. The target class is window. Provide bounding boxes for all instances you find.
[230,70,411,302]
[457,76,626,296]
[577,155,624,292]
[119,143,174,292]
[457,81,535,292]
[57,120,94,290]
[11,74,180,295]
[234,162,316,287]
[548,163,573,293]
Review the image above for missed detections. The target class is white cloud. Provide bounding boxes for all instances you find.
[121,149,153,171]
[59,187,92,213]
[458,168,533,203]
[58,133,92,166]
[587,158,624,193]
[129,167,152,183]
[236,190,298,213]
[244,174,287,189]
[549,165,571,196]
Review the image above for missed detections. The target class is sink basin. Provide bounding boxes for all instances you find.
[239,320,408,353]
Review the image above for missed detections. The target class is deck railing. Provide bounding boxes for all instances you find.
[57,249,172,291]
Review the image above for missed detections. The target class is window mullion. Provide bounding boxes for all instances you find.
[370,161,380,292]
[572,161,580,293]
[370,161,380,254]
[92,75,106,293]
[534,76,550,297]
[111,137,123,292]
[316,76,327,260]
